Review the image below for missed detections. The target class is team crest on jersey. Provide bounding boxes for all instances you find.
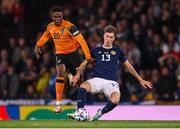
[111,51,116,55]
[60,28,64,34]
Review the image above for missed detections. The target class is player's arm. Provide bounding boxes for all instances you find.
[71,59,95,86]
[34,29,51,59]
[68,25,91,61]
[122,60,153,89]
[76,59,95,77]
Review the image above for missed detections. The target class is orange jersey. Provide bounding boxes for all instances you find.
[36,20,91,60]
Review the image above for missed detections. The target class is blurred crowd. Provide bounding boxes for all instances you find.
[0,0,179,104]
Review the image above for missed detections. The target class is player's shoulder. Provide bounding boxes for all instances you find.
[91,45,103,55]
[46,22,55,31]
[113,45,123,52]
[62,20,74,28]
[47,22,55,28]
[96,45,103,49]
[93,45,102,51]
[112,45,120,49]
[62,20,80,36]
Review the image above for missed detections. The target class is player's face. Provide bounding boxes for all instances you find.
[52,12,63,26]
[103,32,115,47]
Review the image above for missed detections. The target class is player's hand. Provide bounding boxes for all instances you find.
[34,46,41,59]
[71,74,80,87]
[139,80,153,89]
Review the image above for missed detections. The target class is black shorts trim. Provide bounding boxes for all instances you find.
[56,79,64,83]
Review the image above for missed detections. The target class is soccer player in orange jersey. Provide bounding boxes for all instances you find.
[34,7,91,113]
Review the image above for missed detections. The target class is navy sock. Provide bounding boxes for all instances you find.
[77,87,87,109]
[101,101,117,114]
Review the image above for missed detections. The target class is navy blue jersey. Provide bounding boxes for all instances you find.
[91,45,127,81]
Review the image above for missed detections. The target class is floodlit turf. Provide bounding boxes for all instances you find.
[0,120,180,128]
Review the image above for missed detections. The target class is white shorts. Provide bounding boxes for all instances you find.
[86,77,120,99]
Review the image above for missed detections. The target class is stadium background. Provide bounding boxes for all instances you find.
[0,0,180,120]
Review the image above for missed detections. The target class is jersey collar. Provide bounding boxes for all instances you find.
[102,45,113,49]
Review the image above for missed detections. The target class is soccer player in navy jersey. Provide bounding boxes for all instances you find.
[68,25,153,121]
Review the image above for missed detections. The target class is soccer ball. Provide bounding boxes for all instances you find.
[74,108,90,121]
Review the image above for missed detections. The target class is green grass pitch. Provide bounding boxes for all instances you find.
[0,120,180,128]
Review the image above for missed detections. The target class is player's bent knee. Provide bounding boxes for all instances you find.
[109,92,120,104]
[56,64,66,77]
[110,99,120,105]
[57,71,65,77]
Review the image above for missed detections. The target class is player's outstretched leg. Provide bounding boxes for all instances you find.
[67,87,88,119]
[89,108,102,121]
[77,87,87,108]
[90,101,117,121]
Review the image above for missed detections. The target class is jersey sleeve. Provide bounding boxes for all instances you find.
[74,34,91,60]
[118,48,127,62]
[68,25,80,37]
[36,26,51,47]
[67,22,91,60]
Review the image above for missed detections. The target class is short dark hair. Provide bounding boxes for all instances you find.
[104,25,117,36]
[50,6,63,14]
